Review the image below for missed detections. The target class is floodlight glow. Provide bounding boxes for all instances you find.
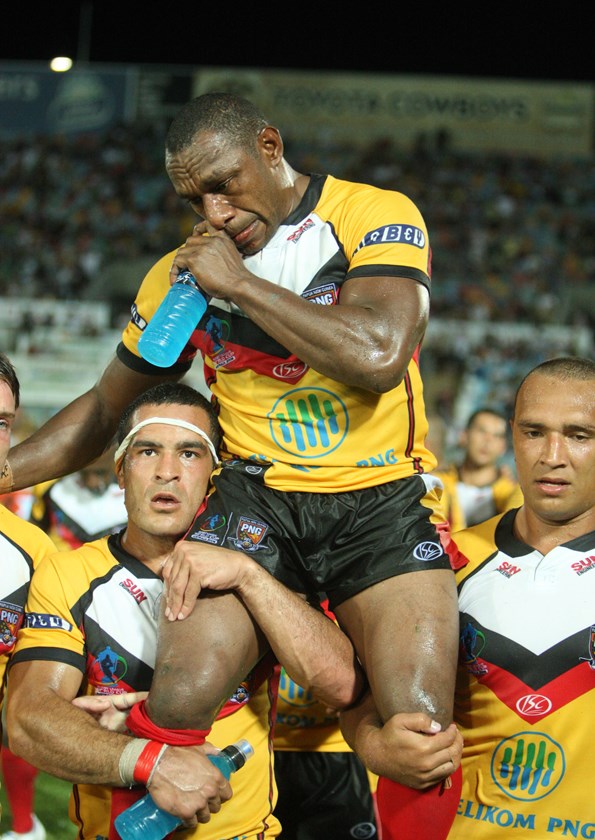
[50,56,74,72]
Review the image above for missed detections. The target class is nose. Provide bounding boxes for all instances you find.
[202,193,235,230]
[540,432,567,467]
[155,452,181,482]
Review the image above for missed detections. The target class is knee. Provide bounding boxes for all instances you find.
[147,671,226,730]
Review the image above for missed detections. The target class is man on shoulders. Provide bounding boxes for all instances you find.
[5,93,461,835]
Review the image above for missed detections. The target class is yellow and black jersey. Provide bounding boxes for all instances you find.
[273,665,350,753]
[13,533,280,839]
[449,510,595,838]
[435,463,520,532]
[119,174,435,493]
[0,505,56,713]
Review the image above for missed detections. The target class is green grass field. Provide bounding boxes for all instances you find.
[1,770,72,840]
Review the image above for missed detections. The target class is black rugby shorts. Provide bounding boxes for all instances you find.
[186,459,452,608]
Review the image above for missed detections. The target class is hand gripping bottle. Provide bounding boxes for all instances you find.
[137,271,210,368]
[113,739,254,840]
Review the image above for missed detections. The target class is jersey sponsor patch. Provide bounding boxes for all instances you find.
[354,223,426,252]
[119,577,148,605]
[571,554,595,575]
[491,731,565,801]
[515,693,553,717]
[302,283,338,306]
[497,560,522,578]
[413,541,443,562]
[0,601,22,654]
[286,217,315,244]
[88,645,129,688]
[229,516,269,551]
[24,612,73,632]
[267,387,349,459]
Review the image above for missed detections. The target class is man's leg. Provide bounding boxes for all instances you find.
[335,569,458,726]
[148,590,267,728]
[335,568,460,840]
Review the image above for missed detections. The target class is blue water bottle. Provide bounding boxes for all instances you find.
[137,270,210,368]
[113,739,254,840]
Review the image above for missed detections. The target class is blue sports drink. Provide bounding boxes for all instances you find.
[137,271,210,368]
[113,740,254,840]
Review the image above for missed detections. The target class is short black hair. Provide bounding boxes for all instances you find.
[513,356,595,417]
[466,407,507,430]
[117,382,221,453]
[0,352,20,409]
[166,93,269,156]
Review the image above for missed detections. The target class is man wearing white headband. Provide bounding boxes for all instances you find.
[7,382,366,838]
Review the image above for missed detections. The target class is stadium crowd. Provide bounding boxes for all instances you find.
[1,125,593,330]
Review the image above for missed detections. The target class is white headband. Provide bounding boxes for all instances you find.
[114,416,220,468]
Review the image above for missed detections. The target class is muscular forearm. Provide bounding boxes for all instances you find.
[163,543,364,709]
[7,357,178,491]
[8,389,116,490]
[8,690,131,784]
[228,272,427,393]
[235,560,365,709]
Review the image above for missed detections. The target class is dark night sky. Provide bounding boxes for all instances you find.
[3,2,593,84]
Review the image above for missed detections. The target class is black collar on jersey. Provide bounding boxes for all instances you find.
[107,531,162,580]
[496,508,595,557]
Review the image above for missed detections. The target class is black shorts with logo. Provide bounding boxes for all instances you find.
[273,750,378,839]
[187,459,452,609]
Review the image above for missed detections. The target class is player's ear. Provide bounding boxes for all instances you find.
[115,459,125,489]
[257,126,283,166]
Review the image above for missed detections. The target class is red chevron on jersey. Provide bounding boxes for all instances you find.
[472,657,594,723]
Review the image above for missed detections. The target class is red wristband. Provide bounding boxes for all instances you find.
[133,740,164,786]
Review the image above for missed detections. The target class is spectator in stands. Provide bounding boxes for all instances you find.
[436,408,519,531]
[29,446,126,550]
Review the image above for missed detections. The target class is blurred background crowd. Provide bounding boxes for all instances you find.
[1,123,592,464]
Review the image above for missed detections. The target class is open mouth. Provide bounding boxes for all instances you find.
[151,492,179,508]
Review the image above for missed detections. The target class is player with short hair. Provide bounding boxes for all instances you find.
[341,356,595,840]
[449,356,595,838]
[6,382,364,838]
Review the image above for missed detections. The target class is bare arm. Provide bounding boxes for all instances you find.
[339,690,463,790]
[161,542,366,710]
[8,355,180,490]
[7,660,127,783]
[171,226,429,394]
[7,661,231,821]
